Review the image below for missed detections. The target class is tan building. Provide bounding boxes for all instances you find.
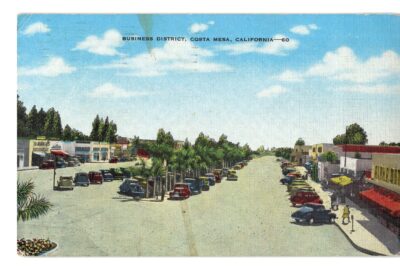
[291,145,311,164]
[309,143,342,162]
[370,154,400,194]
[90,141,111,162]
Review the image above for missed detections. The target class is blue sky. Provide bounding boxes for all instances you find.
[17,14,400,148]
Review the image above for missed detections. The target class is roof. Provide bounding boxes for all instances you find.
[50,149,70,157]
[360,187,400,217]
[339,144,400,154]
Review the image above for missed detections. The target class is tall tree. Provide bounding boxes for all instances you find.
[100,116,109,142]
[333,123,368,145]
[63,124,72,141]
[97,117,105,141]
[52,111,63,139]
[27,105,39,137]
[105,121,117,143]
[37,108,47,136]
[43,108,56,137]
[90,115,101,141]
[17,95,29,137]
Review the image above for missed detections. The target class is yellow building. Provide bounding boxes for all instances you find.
[29,138,51,167]
[371,154,400,194]
[90,141,111,162]
[309,143,341,161]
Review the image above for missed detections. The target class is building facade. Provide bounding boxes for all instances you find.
[370,154,400,194]
[90,142,110,162]
[290,145,311,165]
[17,138,30,168]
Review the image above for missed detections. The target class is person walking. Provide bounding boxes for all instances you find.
[342,205,350,224]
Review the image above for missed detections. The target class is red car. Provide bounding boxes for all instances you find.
[169,183,191,200]
[40,160,55,169]
[290,191,322,207]
[213,171,222,183]
[88,171,103,184]
[109,157,118,163]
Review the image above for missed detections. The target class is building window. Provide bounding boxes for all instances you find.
[313,147,316,152]
[93,153,99,161]
[317,147,322,153]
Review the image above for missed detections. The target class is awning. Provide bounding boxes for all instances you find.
[330,176,353,186]
[50,149,70,157]
[33,151,46,157]
[360,188,400,217]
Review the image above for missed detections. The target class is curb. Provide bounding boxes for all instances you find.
[334,223,387,256]
[39,242,59,257]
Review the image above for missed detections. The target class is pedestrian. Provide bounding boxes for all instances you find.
[342,205,350,224]
[161,184,165,201]
[331,192,338,211]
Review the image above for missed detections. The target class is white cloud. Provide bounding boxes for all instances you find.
[257,85,288,98]
[218,34,299,56]
[19,57,76,77]
[23,22,50,36]
[274,70,304,82]
[273,46,400,86]
[95,40,231,77]
[336,84,400,94]
[306,46,400,83]
[189,21,214,34]
[73,29,123,56]
[290,24,318,35]
[87,83,149,98]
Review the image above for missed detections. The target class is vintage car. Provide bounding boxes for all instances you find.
[109,157,118,163]
[280,175,296,185]
[184,178,202,195]
[119,178,145,199]
[289,187,316,196]
[56,159,67,168]
[100,169,114,182]
[40,160,55,169]
[282,167,297,175]
[169,183,191,200]
[74,172,90,186]
[88,171,103,184]
[56,176,74,190]
[290,191,323,206]
[222,168,229,177]
[291,204,336,224]
[287,182,310,192]
[205,173,216,186]
[109,168,124,180]
[233,164,242,170]
[199,176,210,191]
[227,170,238,181]
[213,169,222,183]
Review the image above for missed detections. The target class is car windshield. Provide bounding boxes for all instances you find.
[298,206,313,213]
[77,175,88,181]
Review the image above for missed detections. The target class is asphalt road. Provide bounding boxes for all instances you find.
[17,156,365,256]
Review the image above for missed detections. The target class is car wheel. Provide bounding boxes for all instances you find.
[308,218,314,225]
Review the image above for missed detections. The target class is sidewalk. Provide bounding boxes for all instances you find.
[306,179,400,256]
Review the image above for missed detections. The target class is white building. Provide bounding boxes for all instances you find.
[340,156,372,179]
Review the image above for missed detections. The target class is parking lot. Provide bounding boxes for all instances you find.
[17,156,365,256]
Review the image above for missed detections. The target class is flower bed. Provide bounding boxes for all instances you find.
[17,238,57,256]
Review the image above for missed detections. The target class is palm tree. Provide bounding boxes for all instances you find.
[17,180,52,222]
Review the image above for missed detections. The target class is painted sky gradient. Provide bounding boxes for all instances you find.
[17,14,400,149]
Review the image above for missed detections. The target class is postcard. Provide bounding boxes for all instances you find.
[17,14,400,256]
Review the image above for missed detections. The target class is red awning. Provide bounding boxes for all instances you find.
[50,149,70,157]
[360,187,400,217]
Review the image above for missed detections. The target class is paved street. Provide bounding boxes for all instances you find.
[17,156,365,256]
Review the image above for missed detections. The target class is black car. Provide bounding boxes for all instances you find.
[291,203,336,225]
[110,168,124,180]
[183,178,202,195]
[280,175,296,185]
[100,169,114,182]
[74,172,90,186]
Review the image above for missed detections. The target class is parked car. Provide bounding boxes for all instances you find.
[56,176,74,190]
[40,160,55,169]
[56,159,67,168]
[169,183,191,200]
[289,187,316,196]
[109,157,118,163]
[110,168,124,180]
[184,178,203,195]
[88,171,103,184]
[290,191,323,206]
[222,168,229,177]
[291,204,336,224]
[282,167,297,175]
[119,178,145,200]
[213,169,222,183]
[199,176,210,191]
[280,175,296,185]
[205,173,216,186]
[67,157,81,167]
[227,170,238,181]
[287,182,310,192]
[74,172,90,186]
[100,169,114,182]
[233,164,242,170]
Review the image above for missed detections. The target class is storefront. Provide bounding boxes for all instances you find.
[17,139,30,168]
[29,138,51,167]
[91,142,110,162]
[75,141,91,163]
